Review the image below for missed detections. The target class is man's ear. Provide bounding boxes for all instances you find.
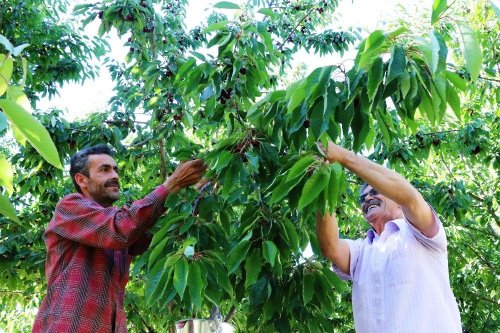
[75,173,88,191]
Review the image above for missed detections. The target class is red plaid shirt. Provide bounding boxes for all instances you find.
[32,185,169,333]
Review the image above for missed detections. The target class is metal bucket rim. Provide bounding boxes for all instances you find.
[175,318,234,329]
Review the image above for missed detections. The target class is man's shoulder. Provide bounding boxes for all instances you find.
[58,192,88,205]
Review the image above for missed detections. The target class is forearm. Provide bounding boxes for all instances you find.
[52,186,168,249]
[334,146,419,205]
[315,212,350,274]
[327,143,436,236]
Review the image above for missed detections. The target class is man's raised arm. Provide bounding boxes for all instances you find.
[319,141,438,237]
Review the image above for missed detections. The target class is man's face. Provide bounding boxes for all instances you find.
[359,185,402,227]
[79,154,120,207]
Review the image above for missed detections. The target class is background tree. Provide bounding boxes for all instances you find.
[0,0,498,332]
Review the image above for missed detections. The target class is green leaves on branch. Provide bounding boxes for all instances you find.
[0,54,13,96]
[0,100,62,169]
[269,154,344,213]
[431,0,448,24]
[0,193,20,224]
[457,23,483,81]
[213,1,241,10]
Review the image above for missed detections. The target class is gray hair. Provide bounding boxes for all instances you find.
[69,144,114,193]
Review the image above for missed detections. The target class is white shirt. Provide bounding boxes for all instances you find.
[334,213,462,332]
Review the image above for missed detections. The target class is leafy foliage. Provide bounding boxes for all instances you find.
[0,0,498,332]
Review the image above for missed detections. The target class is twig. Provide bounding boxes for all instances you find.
[467,192,500,227]
[276,6,316,51]
[158,138,167,180]
[192,181,213,215]
[130,305,156,333]
[224,305,236,323]
[478,75,500,83]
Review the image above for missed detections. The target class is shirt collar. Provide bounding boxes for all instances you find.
[367,219,405,243]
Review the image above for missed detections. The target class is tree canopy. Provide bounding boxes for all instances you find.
[0,0,498,332]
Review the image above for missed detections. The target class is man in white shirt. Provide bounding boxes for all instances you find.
[316,141,462,333]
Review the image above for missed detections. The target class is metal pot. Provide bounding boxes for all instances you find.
[175,319,235,333]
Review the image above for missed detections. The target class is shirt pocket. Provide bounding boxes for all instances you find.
[386,241,415,286]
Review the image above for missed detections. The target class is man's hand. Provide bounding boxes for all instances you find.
[163,159,207,194]
[317,141,348,164]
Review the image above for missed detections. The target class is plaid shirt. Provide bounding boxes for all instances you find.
[32,185,169,333]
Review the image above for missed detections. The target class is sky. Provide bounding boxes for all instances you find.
[37,0,430,120]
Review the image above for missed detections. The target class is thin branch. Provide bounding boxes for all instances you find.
[130,305,156,333]
[463,240,495,271]
[467,290,499,306]
[276,6,316,51]
[478,75,500,83]
[467,192,500,227]
[158,138,167,180]
[224,305,236,323]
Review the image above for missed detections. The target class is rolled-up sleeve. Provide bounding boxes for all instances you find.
[406,207,447,253]
[331,238,363,281]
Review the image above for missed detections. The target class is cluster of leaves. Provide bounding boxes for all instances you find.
[0,0,108,100]
[1,0,499,332]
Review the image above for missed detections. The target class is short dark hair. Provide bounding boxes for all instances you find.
[70,144,114,193]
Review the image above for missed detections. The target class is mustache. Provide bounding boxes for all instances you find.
[104,179,120,188]
[363,199,382,213]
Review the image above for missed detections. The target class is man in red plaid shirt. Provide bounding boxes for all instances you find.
[32,144,206,333]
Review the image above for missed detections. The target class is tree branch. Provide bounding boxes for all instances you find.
[478,75,500,83]
[467,192,500,228]
[224,305,236,323]
[130,305,156,333]
[276,6,316,51]
[158,138,167,180]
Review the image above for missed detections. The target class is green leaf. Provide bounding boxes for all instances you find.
[367,57,383,100]
[214,1,240,9]
[187,262,205,308]
[0,155,13,194]
[287,81,307,113]
[151,213,189,247]
[357,30,387,69]
[263,240,279,267]
[245,248,262,288]
[148,238,169,269]
[203,21,230,33]
[303,272,314,306]
[0,54,14,96]
[281,218,300,252]
[446,82,461,120]
[227,239,251,274]
[0,193,20,224]
[258,8,276,18]
[298,167,330,209]
[431,0,447,24]
[145,257,169,303]
[444,70,467,92]
[387,46,406,83]
[375,109,392,146]
[176,58,196,80]
[430,30,448,75]
[0,35,14,53]
[326,163,343,209]
[269,173,304,204]
[0,112,7,132]
[0,100,62,169]
[286,155,317,182]
[457,23,483,81]
[12,44,29,57]
[173,257,189,299]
